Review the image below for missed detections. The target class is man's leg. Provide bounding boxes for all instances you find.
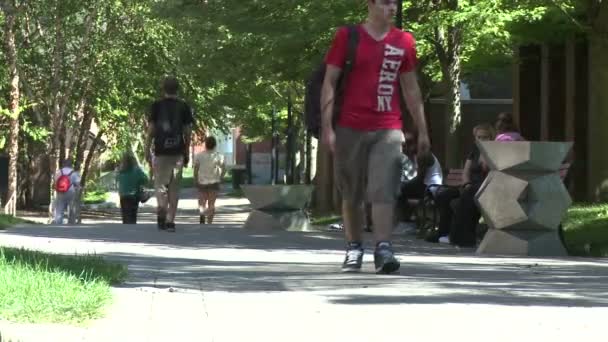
[207,188,218,224]
[368,129,403,274]
[428,187,460,242]
[396,178,426,223]
[154,156,174,229]
[165,156,183,231]
[449,184,481,247]
[125,196,138,224]
[342,200,364,243]
[53,193,68,224]
[334,126,368,273]
[198,187,207,224]
[120,196,129,224]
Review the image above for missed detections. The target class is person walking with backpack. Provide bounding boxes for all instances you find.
[320,0,431,274]
[194,136,226,224]
[116,152,149,224]
[145,76,195,232]
[52,159,81,224]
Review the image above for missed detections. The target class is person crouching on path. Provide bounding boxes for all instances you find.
[194,136,226,224]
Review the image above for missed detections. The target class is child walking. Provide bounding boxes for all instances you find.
[194,136,225,224]
[116,152,149,224]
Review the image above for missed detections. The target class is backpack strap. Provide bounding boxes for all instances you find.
[343,25,359,76]
[332,25,359,119]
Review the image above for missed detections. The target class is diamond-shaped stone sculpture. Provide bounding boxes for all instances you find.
[475,141,573,256]
[242,185,314,231]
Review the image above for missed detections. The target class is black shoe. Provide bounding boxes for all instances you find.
[200,215,205,224]
[166,222,176,232]
[374,243,400,274]
[341,243,364,273]
[157,216,167,230]
[424,228,441,243]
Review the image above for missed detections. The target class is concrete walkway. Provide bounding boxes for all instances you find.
[1,190,608,341]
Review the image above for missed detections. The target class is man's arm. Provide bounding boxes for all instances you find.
[400,71,430,154]
[182,125,192,166]
[145,122,154,165]
[320,65,342,151]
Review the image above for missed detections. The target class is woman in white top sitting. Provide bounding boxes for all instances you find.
[194,136,225,224]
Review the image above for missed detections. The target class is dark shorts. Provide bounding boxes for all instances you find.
[334,126,403,204]
[198,183,220,192]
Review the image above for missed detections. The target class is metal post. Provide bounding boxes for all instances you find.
[270,108,276,184]
[274,115,280,185]
[286,98,294,184]
[246,143,252,184]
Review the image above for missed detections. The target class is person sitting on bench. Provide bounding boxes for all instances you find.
[427,123,495,245]
[396,131,443,233]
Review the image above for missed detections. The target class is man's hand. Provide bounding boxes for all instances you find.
[321,127,336,154]
[417,132,431,156]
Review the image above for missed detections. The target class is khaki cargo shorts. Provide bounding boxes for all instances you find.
[334,126,403,204]
[153,154,184,193]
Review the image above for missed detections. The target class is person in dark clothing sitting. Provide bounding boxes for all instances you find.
[426,123,494,246]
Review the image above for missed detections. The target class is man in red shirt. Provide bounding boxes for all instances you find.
[321,0,430,274]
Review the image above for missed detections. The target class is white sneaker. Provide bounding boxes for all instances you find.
[439,236,450,244]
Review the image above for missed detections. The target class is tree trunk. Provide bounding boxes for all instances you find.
[2,5,20,216]
[444,32,463,169]
[81,130,104,192]
[587,2,608,201]
[72,129,104,224]
[74,107,93,172]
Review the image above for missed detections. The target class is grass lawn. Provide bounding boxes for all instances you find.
[562,204,608,257]
[0,247,127,324]
[83,189,109,205]
[0,215,36,230]
[310,215,341,226]
[180,167,195,188]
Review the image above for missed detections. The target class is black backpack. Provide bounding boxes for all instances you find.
[304,26,359,139]
[152,98,188,155]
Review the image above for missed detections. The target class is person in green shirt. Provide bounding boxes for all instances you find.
[116,152,149,224]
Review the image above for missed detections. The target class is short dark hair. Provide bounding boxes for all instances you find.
[205,136,217,150]
[162,76,179,95]
[495,112,519,134]
[61,159,73,168]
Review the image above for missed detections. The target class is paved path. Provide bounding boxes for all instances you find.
[1,190,608,341]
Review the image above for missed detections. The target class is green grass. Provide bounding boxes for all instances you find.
[83,189,109,205]
[0,215,35,230]
[310,215,342,226]
[0,247,127,324]
[562,204,608,257]
[180,167,195,188]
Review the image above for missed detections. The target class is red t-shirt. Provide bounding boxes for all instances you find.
[325,25,418,131]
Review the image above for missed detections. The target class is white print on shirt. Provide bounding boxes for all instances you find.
[377,44,404,112]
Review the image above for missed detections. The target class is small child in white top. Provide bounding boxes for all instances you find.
[193,136,225,224]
